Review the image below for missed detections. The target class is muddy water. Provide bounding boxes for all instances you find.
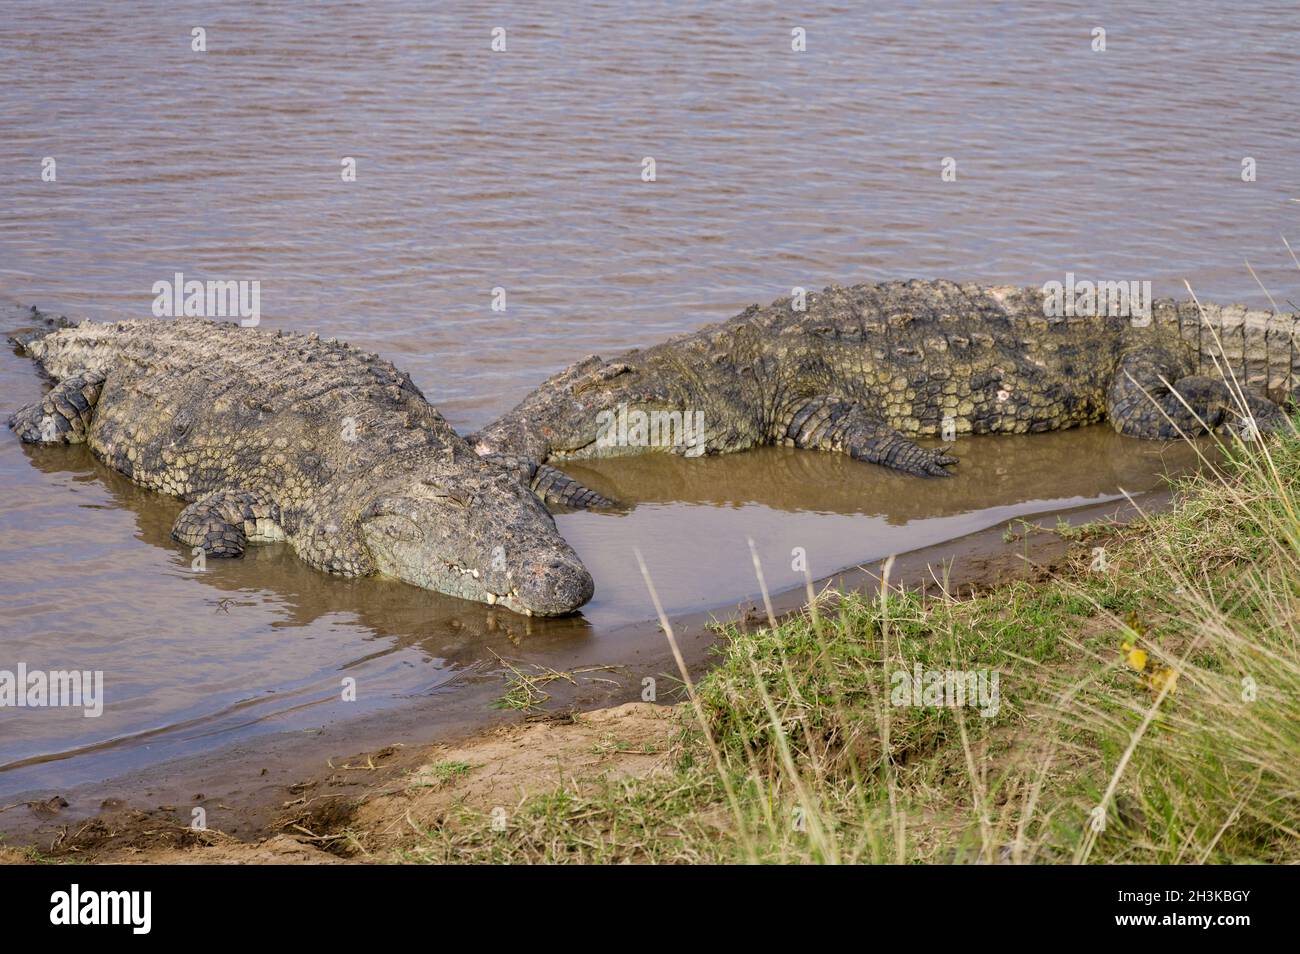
[0,1,1292,798]
[562,429,1201,617]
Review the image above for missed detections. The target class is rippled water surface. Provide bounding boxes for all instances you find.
[1,1,1294,796]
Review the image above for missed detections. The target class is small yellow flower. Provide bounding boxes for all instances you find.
[1120,642,1148,672]
[1146,667,1179,695]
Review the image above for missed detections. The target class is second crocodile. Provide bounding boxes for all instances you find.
[472,279,1297,477]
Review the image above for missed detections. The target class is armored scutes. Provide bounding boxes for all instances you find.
[473,280,1297,476]
[8,310,597,616]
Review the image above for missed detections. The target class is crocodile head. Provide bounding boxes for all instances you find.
[470,358,643,461]
[358,468,594,616]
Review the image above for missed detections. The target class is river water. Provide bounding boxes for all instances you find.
[0,1,1294,799]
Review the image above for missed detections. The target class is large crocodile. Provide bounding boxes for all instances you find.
[7,309,604,616]
[472,279,1297,476]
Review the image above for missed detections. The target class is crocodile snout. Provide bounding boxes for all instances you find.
[514,552,594,616]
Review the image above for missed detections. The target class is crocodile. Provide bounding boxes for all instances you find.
[472,279,1298,476]
[7,309,607,616]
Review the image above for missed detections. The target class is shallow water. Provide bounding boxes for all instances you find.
[0,0,1293,796]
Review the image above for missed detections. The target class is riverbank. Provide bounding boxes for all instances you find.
[0,471,1161,858]
[8,422,1297,863]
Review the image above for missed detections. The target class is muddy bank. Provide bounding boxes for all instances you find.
[1,702,677,864]
[0,488,1166,863]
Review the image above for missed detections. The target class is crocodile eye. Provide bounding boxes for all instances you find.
[418,480,469,507]
[419,478,453,498]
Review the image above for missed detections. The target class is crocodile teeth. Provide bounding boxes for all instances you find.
[486,592,497,605]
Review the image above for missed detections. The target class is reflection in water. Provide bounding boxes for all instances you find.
[563,426,1198,517]
[557,427,1202,624]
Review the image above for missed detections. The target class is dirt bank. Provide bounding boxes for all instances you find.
[2,702,677,864]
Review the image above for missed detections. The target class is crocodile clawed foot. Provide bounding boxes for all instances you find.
[920,459,956,477]
[899,448,957,477]
[535,463,621,511]
[478,451,621,511]
[932,443,960,466]
[906,443,958,477]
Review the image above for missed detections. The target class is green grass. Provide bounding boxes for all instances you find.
[428,761,472,784]
[402,418,1300,864]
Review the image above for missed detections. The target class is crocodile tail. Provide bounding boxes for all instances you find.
[1155,299,1300,404]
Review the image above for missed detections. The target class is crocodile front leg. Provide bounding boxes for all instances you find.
[171,489,284,558]
[8,370,107,445]
[778,395,959,477]
[1106,351,1287,439]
